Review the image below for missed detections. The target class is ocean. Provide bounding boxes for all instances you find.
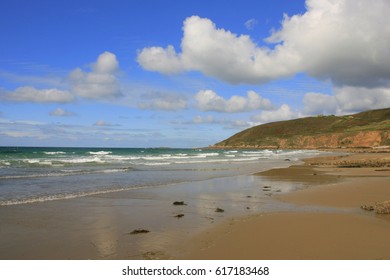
[0,146,323,206]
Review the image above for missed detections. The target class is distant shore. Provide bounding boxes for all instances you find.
[180,152,390,260]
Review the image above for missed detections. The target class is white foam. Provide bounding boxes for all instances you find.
[43,151,66,155]
[88,151,112,155]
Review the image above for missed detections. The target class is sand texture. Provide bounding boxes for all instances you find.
[182,153,390,260]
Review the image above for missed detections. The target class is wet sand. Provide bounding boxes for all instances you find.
[181,152,390,260]
[1,152,389,260]
[0,173,291,259]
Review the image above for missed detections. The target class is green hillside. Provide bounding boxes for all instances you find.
[213,108,390,149]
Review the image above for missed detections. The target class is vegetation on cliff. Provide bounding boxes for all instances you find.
[213,108,390,149]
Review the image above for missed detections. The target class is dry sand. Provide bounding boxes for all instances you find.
[181,152,390,260]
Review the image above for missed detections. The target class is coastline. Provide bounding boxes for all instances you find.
[180,152,390,260]
[1,151,389,260]
[0,159,301,260]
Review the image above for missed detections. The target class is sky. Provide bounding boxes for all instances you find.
[1,0,390,148]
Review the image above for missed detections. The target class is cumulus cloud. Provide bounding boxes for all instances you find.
[1,52,123,104]
[195,90,272,113]
[302,93,338,115]
[138,15,298,84]
[304,87,390,115]
[137,1,390,88]
[251,104,300,123]
[137,45,184,74]
[267,0,390,88]
[49,108,75,117]
[2,86,74,103]
[69,51,121,99]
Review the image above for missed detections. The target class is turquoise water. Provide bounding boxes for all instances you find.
[0,146,323,206]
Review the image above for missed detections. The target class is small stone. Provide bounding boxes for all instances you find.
[173,201,187,206]
[215,207,225,213]
[129,229,150,235]
[174,214,185,218]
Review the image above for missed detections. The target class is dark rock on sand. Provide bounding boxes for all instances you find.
[174,214,185,218]
[129,229,150,235]
[173,201,187,206]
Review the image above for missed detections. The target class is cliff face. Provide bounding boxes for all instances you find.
[213,108,390,149]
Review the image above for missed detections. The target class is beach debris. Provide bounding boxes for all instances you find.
[129,229,150,235]
[247,195,252,198]
[172,201,187,206]
[361,204,374,211]
[174,214,185,219]
[246,207,250,210]
[374,200,390,214]
[215,207,225,213]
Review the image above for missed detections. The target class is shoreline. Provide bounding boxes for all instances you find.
[0,166,300,260]
[1,151,389,260]
[179,152,390,260]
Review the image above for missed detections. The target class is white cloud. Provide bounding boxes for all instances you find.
[137,45,184,74]
[2,86,74,103]
[138,1,390,88]
[69,51,121,99]
[267,0,390,88]
[303,92,338,115]
[304,87,390,116]
[1,52,122,104]
[334,87,390,113]
[251,104,300,123]
[138,15,297,84]
[195,90,272,113]
[49,108,75,117]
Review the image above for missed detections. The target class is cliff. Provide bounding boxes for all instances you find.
[213,108,390,149]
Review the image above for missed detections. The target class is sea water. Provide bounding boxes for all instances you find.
[0,147,323,206]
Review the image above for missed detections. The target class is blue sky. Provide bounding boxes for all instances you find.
[1,0,389,148]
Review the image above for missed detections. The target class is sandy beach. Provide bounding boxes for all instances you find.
[181,152,390,260]
[1,151,389,260]
[0,168,295,260]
